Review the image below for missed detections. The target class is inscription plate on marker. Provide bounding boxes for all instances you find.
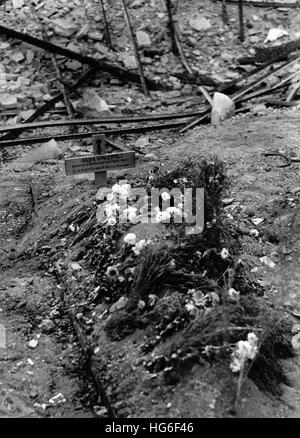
[65,151,135,176]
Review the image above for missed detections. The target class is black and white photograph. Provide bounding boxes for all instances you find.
[0,0,300,423]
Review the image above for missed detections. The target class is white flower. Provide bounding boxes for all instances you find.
[124,233,137,245]
[107,193,115,202]
[220,248,229,259]
[185,302,197,316]
[112,183,121,194]
[156,210,171,223]
[230,333,258,373]
[122,206,138,223]
[161,192,171,201]
[105,203,119,218]
[250,229,259,237]
[132,239,152,256]
[166,206,182,217]
[228,288,240,301]
[107,216,117,226]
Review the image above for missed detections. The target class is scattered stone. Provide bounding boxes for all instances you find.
[252,217,264,226]
[1,95,18,109]
[292,324,300,334]
[12,0,24,8]
[109,296,128,313]
[11,52,25,63]
[122,53,137,70]
[135,136,149,149]
[39,319,55,334]
[65,60,82,70]
[71,262,82,271]
[78,89,110,114]
[13,139,62,165]
[132,0,144,7]
[27,339,39,349]
[211,92,235,124]
[52,19,77,37]
[189,16,211,32]
[136,30,151,47]
[49,393,66,405]
[260,256,275,269]
[292,333,300,350]
[222,197,234,206]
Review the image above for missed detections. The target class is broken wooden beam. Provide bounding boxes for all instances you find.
[0,110,207,135]
[238,38,300,64]
[0,23,168,91]
[0,121,185,148]
[0,68,96,142]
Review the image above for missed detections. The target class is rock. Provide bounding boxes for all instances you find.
[13,139,62,165]
[189,16,211,32]
[109,296,128,313]
[1,95,18,109]
[252,217,264,226]
[49,393,66,405]
[65,60,82,71]
[11,52,25,63]
[135,136,149,149]
[292,333,300,350]
[39,319,55,334]
[12,0,24,8]
[94,43,110,56]
[211,92,235,124]
[264,28,288,43]
[76,23,90,39]
[71,262,82,271]
[122,53,137,70]
[222,197,234,206]
[260,256,275,269]
[77,89,110,115]
[136,31,151,47]
[52,19,77,37]
[27,339,38,349]
[144,153,158,161]
[132,0,144,7]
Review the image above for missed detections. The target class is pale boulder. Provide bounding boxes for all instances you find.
[211,92,235,125]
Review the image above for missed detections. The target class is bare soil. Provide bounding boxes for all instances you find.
[1,106,300,417]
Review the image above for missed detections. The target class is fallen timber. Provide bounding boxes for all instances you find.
[0,23,168,91]
[0,121,186,149]
[238,38,300,65]
[0,110,209,135]
[214,0,300,7]
[0,68,96,142]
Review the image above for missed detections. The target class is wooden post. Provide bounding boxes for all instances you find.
[238,0,245,42]
[92,134,107,188]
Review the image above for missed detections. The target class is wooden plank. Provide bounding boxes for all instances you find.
[65,151,135,176]
[93,134,107,188]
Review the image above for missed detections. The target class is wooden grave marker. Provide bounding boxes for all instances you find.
[64,134,135,188]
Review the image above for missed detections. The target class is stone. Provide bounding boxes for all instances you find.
[52,19,77,37]
[65,60,81,70]
[39,319,55,334]
[12,0,24,8]
[211,92,235,124]
[109,296,128,313]
[122,53,137,70]
[27,339,38,349]
[189,16,211,32]
[136,30,151,47]
[135,136,149,149]
[132,0,144,7]
[11,52,25,63]
[13,139,62,165]
[1,95,18,109]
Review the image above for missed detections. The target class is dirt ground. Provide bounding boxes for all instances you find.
[0,106,300,417]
